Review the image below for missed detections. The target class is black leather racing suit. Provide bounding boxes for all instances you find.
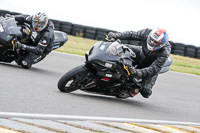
[114,29,171,98]
[15,15,55,68]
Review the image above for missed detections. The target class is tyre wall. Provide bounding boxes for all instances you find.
[1,9,199,59]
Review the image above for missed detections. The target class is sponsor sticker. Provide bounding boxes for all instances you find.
[7,35,11,38]
[42,40,47,44]
[105,63,112,68]
[106,74,112,77]
[55,34,59,39]
[53,45,60,49]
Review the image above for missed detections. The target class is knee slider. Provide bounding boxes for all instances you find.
[21,60,32,69]
[140,88,152,98]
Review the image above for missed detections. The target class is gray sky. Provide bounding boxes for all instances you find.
[1,0,200,46]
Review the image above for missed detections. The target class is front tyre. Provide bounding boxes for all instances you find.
[57,65,89,92]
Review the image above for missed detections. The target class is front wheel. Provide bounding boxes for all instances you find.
[57,65,89,92]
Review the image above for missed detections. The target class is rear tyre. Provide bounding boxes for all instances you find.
[57,65,89,92]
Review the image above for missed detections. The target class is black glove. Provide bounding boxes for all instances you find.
[129,67,142,77]
[15,40,26,50]
[106,32,116,41]
[107,32,116,38]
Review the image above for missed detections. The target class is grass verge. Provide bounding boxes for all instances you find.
[56,35,200,76]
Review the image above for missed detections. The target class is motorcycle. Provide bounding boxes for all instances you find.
[57,40,172,99]
[0,16,68,66]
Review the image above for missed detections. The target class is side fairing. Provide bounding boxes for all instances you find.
[159,57,172,74]
[52,30,68,50]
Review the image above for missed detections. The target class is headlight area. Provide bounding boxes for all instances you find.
[92,60,117,71]
[91,60,122,81]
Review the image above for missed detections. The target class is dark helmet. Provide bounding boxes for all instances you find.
[147,28,169,51]
[32,12,48,32]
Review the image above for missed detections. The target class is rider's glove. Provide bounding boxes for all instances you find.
[106,32,116,41]
[107,32,116,39]
[15,41,27,50]
[129,67,142,77]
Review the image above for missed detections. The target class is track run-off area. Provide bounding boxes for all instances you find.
[0,51,200,133]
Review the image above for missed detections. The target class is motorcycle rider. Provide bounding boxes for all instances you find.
[14,12,55,69]
[107,28,171,98]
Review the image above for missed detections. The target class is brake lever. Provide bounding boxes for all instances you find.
[121,58,131,76]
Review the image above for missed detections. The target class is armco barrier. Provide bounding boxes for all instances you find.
[1,9,199,59]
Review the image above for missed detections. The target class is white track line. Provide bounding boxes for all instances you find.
[0,112,200,126]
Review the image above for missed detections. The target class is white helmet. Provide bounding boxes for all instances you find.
[32,12,48,32]
[147,28,169,51]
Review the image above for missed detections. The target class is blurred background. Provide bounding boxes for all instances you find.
[1,0,200,46]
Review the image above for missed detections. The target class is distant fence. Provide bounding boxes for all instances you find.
[1,9,200,59]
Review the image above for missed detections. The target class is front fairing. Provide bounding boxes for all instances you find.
[0,17,22,48]
[159,57,172,74]
[87,41,136,68]
[0,17,22,37]
[86,41,136,84]
[86,41,120,63]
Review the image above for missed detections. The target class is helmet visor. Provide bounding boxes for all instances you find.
[34,21,43,26]
[32,21,46,32]
[147,36,164,49]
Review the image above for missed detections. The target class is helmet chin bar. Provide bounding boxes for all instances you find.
[33,23,46,32]
[147,43,155,51]
[147,41,167,51]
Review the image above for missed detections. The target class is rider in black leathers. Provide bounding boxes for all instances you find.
[14,12,55,69]
[107,28,171,98]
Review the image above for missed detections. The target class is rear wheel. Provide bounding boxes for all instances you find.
[57,65,89,92]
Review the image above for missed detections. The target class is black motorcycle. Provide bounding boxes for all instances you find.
[57,40,172,99]
[0,16,68,66]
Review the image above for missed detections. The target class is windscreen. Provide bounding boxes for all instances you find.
[106,41,136,59]
[106,41,123,57]
[106,41,137,66]
[0,18,21,35]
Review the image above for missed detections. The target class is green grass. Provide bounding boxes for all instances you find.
[56,35,97,55]
[56,35,200,76]
[169,54,200,75]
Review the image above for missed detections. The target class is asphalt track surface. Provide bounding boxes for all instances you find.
[0,51,200,124]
